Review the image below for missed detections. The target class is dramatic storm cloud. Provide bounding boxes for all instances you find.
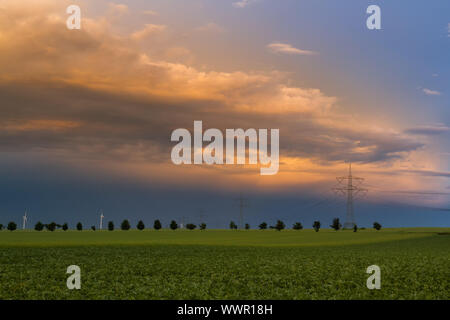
[0,0,448,227]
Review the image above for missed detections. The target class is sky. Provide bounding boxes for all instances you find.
[0,0,449,228]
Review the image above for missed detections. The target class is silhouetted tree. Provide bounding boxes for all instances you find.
[76,222,83,231]
[7,222,17,231]
[34,221,44,231]
[313,221,321,232]
[46,222,57,232]
[186,223,196,230]
[137,220,145,230]
[153,219,162,230]
[330,218,342,231]
[245,223,250,230]
[373,222,382,231]
[91,225,96,231]
[274,220,285,231]
[199,223,206,230]
[293,222,303,230]
[229,221,238,230]
[353,225,358,232]
[121,219,131,231]
[0,224,3,230]
[62,223,69,231]
[259,222,268,230]
[108,221,114,231]
[170,220,178,230]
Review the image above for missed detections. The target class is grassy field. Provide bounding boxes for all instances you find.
[0,228,448,300]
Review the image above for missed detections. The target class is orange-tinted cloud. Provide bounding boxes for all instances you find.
[0,0,447,205]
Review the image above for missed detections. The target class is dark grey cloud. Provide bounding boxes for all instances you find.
[0,80,424,166]
[400,170,450,178]
[404,125,450,136]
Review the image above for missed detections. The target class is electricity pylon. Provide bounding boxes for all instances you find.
[333,164,367,229]
[235,194,248,229]
[198,208,205,224]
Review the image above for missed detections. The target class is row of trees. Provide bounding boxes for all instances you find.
[0,219,207,232]
[0,222,18,231]
[0,219,382,231]
[40,219,205,231]
[231,219,382,232]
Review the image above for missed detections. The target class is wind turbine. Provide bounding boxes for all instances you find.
[22,210,28,230]
[99,210,104,230]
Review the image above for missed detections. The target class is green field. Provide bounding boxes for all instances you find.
[0,228,449,300]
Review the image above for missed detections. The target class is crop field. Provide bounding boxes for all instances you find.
[0,228,449,300]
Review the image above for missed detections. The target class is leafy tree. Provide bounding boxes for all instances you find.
[108,221,114,231]
[259,222,268,230]
[153,219,162,230]
[170,220,178,230]
[62,223,69,231]
[46,222,57,232]
[373,222,382,231]
[186,223,196,230]
[245,223,250,230]
[137,220,145,230]
[353,225,358,232]
[34,221,44,231]
[121,219,131,231]
[293,222,303,230]
[313,221,321,232]
[199,223,206,230]
[91,225,96,231]
[229,221,238,230]
[330,218,342,231]
[76,222,83,231]
[0,224,3,230]
[274,220,285,231]
[7,222,17,231]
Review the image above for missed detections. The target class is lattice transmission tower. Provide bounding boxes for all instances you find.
[333,164,368,229]
[198,208,206,224]
[235,194,248,229]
